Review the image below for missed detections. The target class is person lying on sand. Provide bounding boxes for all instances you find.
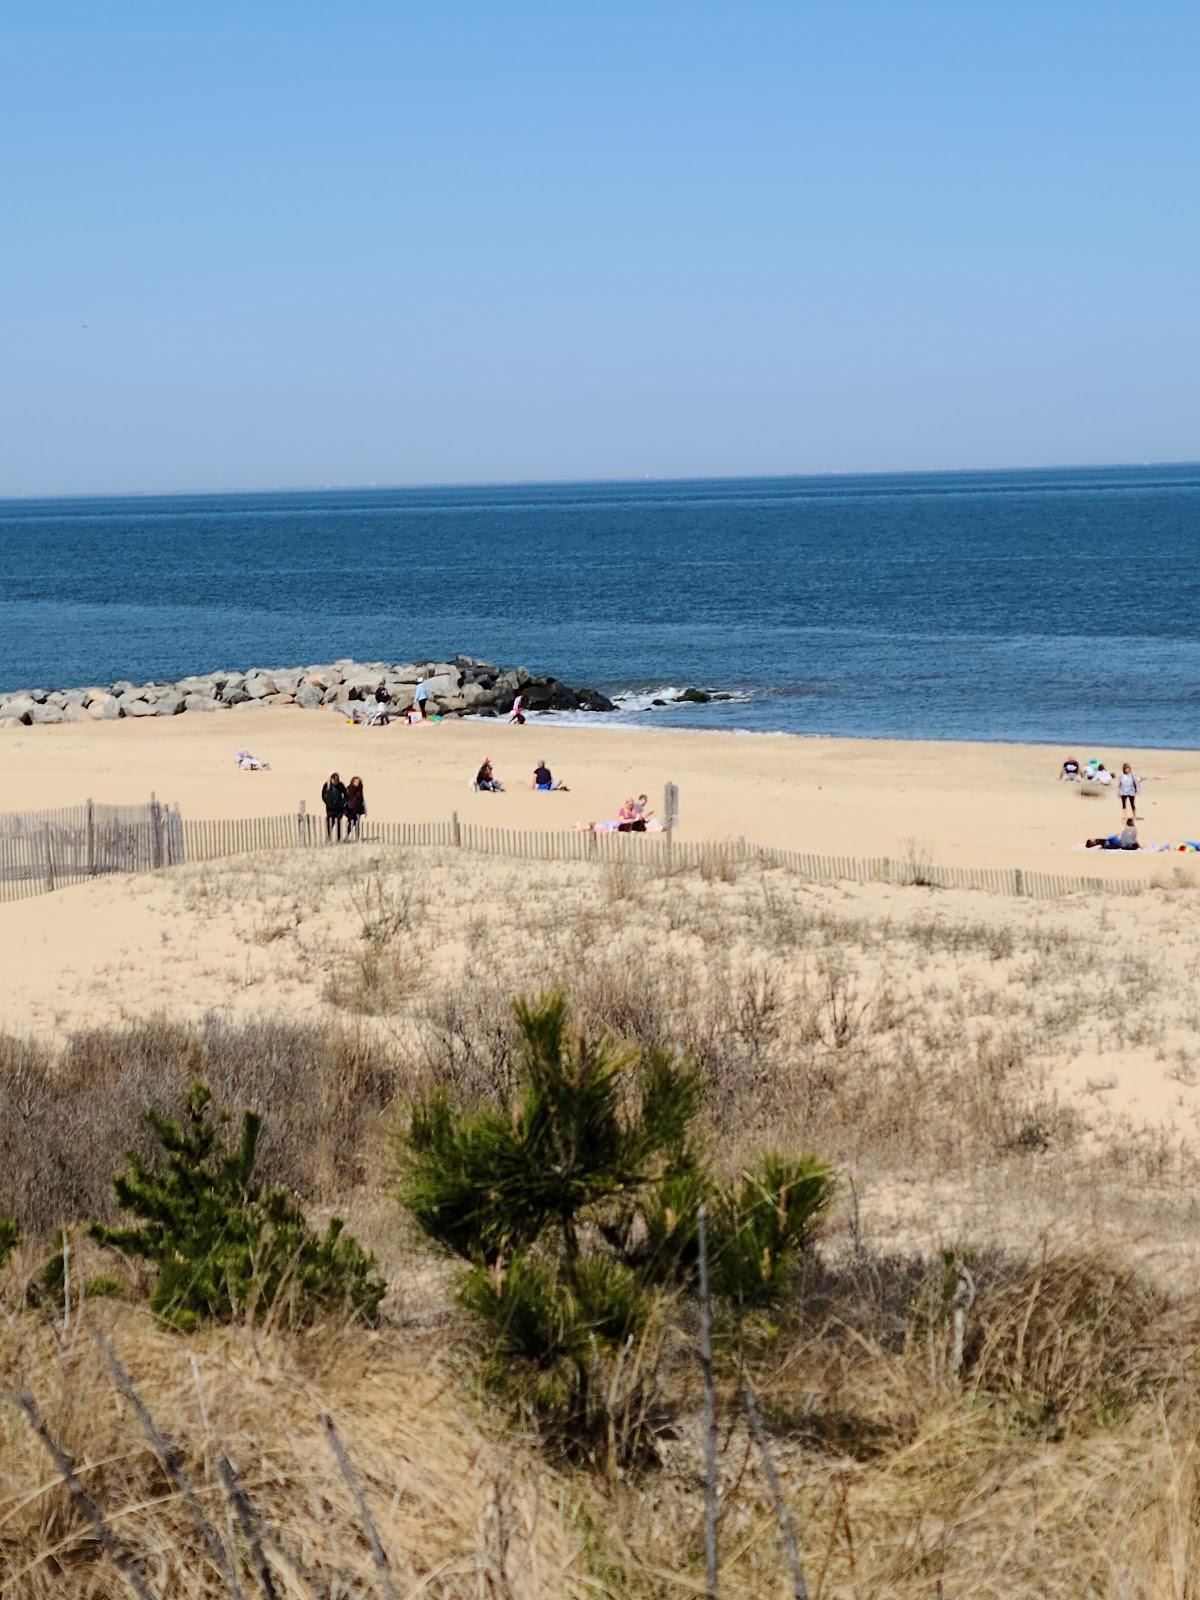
[236,750,270,771]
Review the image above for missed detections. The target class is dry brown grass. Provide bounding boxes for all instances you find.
[5,845,1200,1595]
[0,1300,583,1599]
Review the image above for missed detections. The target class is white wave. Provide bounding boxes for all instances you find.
[531,685,755,726]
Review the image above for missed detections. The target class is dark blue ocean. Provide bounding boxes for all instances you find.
[2,465,1198,747]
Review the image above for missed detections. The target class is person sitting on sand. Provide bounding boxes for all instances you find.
[321,772,347,841]
[1094,764,1113,786]
[343,775,367,839]
[1086,822,1139,851]
[533,761,567,792]
[616,798,646,833]
[1060,758,1080,780]
[476,758,503,792]
[633,793,653,820]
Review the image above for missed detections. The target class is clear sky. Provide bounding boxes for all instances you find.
[3,1,1198,495]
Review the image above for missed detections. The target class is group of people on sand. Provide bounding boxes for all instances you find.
[321,772,367,840]
[356,680,525,728]
[1060,755,1145,851]
[474,757,569,792]
[1060,756,1141,811]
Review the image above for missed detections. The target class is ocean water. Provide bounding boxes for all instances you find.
[1,465,1198,748]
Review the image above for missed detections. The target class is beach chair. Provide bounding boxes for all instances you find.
[364,701,390,727]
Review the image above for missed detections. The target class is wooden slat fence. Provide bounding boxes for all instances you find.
[0,799,184,906]
[1,805,1157,904]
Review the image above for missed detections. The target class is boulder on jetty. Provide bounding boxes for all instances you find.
[0,658,618,726]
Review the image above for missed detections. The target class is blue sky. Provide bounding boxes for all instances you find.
[3,2,1198,494]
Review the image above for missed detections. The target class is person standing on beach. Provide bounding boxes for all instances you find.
[414,678,430,719]
[1118,763,1140,816]
[322,772,347,841]
[509,694,525,725]
[375,679,390,705]
[343,775,367,839]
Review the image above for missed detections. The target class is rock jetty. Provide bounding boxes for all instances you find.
[0,657,617,727]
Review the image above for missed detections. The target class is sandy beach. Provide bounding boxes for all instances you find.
[3,709,1197,876]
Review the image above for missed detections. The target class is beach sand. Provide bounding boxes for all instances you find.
[3,709,1197,875]
[3,711,1200,1162]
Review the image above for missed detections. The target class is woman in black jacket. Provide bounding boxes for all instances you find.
[321,772,347,841]
[344,775,367,839]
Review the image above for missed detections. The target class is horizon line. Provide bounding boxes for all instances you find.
[1,456,1197,506]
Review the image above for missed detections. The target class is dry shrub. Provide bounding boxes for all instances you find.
[0,1016,400,1233]
[0,1302,580,1600]
[600,859,638,903]
[959,1247,1188,1428]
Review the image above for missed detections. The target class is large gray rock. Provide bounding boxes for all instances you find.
[294,683,324,709]
[30,703,65,724]
[184,693,219,712]
[262,691,296,705]
[118,694,156,717]
[87,694,119,720]
[176,674,218,694]
[46,691,68,707]
[243,675,277,699]
[81,687,111,706]
[0,694,36,722]
[111,680,136,696]
[271,668,303,692]
[423,671,461,701]
[151,695,185,716]
[62,703,91,723]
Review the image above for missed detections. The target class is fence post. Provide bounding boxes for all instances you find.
[298,798,308,847]
[1013,867,1024,897]
[86,798,95,877]
[452,810,461,847]
[42,824,55,894]
[148,792,164,869]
